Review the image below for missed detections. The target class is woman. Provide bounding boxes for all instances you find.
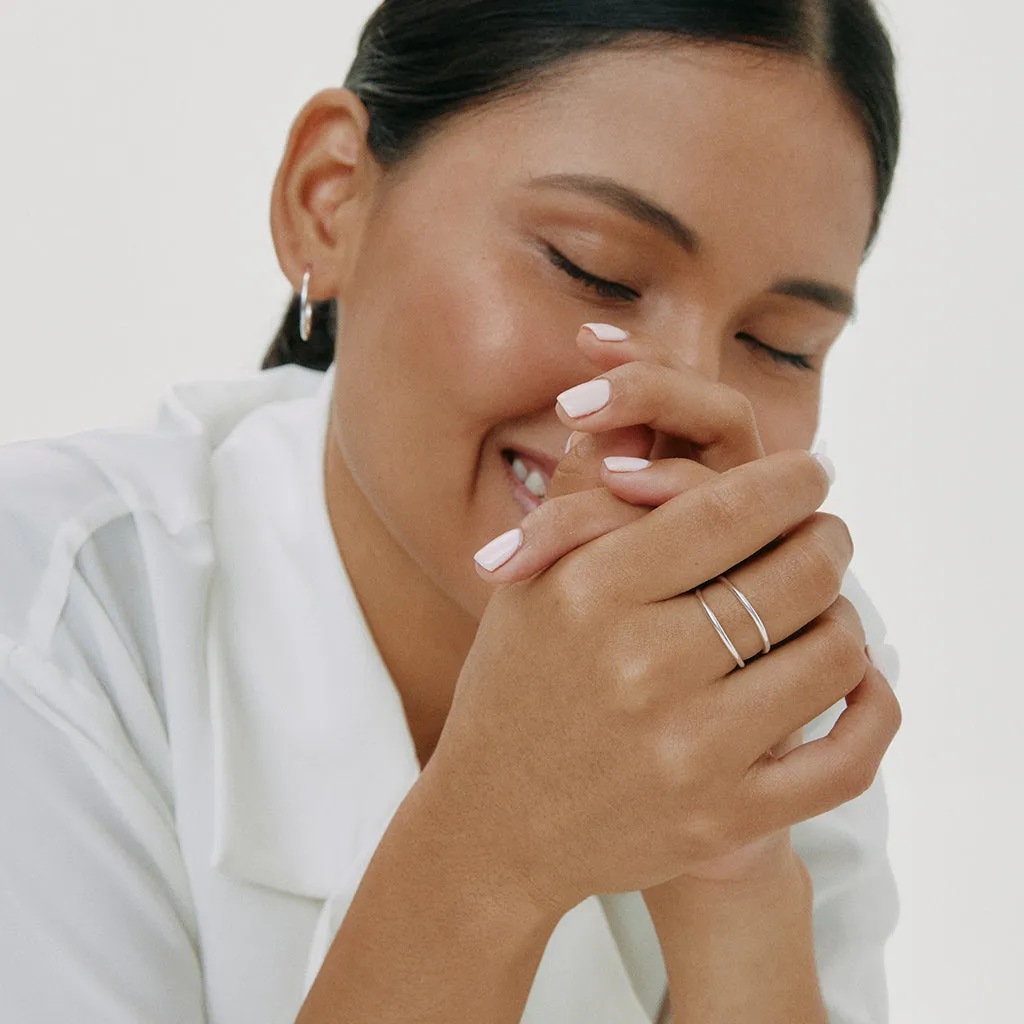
[0,1,903,1022]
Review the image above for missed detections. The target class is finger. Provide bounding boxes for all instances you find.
[769,726,803,760]
[651,512,855,676]
[555,337,766,473]
[572,323,762,471]
[473,486,649,583]
[546,424,655,502]
[598,454,717,506]
[545,324,666,502]
[712,595,868,764]
[646,512,853,703]
[574,448,833,606]
[479,455,721,583]
[741,662,902,831]
[549,322,757,501]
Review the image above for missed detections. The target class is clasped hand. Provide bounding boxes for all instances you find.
[439,322,901,914]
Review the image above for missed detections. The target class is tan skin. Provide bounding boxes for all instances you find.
[272,41,901,1022]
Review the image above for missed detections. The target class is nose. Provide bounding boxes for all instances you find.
[557,314,726,394]
[653,312,723,383]
[631,315,725,464]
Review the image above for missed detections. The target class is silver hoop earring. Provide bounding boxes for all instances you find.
[299,268,313,343]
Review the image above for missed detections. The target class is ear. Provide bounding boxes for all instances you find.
[269,87,380,301]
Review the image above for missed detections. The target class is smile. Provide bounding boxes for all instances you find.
[502,449,550,511]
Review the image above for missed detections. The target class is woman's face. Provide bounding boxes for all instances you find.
[321,43,875,622]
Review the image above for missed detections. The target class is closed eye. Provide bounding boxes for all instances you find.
[545,245,813,371]
[545,245,640,302]
[736,333,814,371]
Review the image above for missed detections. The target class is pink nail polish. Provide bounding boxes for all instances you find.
[557,379,611,418]
[812,449,836,485]
[603,457,652,472]
[583,323,629,342]
[474,528,523,572]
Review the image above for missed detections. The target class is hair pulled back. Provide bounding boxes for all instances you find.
[263,0,900,372]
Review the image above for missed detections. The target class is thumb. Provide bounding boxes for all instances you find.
[546,423,655,502]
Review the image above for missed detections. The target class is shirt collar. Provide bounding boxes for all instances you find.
[205,363,422,900]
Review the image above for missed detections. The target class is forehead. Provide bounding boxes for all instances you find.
[404,42,876,279]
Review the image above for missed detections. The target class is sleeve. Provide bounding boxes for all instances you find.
[0,635,208,1023]
[789,567,902,1024]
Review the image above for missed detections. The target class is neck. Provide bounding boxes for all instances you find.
[323,435,479,771]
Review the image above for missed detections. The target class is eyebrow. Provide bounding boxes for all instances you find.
[528,173,857,320]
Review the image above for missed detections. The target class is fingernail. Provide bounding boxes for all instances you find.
[866,643,900,689]
[557,378,611,418]
[812,448,836,485]
[583,323,629,342]
[603,456,652,472]
[564,431,583,453]
[474,528,524,572]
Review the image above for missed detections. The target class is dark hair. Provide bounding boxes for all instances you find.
[262,0,901,372]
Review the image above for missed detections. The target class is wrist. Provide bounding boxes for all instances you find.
[299,757,564,1022]
[407,757,569,930]
[643,843,812,915]
[642,848,824,1024]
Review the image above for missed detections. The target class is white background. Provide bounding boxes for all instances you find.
[0,2,1020,1020]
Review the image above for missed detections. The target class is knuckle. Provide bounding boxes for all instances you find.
[684,812,731,861]
[818,511,855,562]
[721,388,757,434]
[697,476,753,536]
[793,526,844,599]
[819,595,867,651]
[708,382,752,426]
[852,760,880,799]
[545,563,597,624]
[834,751,877,802]
[606,360,647,402]
[822,617,867,674]
[609,648,656,717]
[715,814,746,852]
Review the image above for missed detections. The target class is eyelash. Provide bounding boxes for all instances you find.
[736,333,814,371]
[545,245,640,302]
[545,245,814,372]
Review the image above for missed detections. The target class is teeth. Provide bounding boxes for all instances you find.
[507,452,549,501]
[524,469,548,498]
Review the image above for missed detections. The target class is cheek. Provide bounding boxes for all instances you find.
[716,341,823,456]
[348,235,570,433]
[742,387,821,455]
[329,232,571,518]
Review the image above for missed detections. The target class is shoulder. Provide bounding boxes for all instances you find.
[0,427,206,653]
[0,363,330,804]
[0,363,326,656]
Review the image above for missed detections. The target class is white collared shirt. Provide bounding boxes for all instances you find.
[0,364,900,1023]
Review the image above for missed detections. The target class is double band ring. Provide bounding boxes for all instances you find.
[694,575,771,670]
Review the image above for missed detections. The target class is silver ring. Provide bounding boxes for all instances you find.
[715,575,771,655]
[299,268,313,342]
[695,575,772,671]
[695,585,746,669]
